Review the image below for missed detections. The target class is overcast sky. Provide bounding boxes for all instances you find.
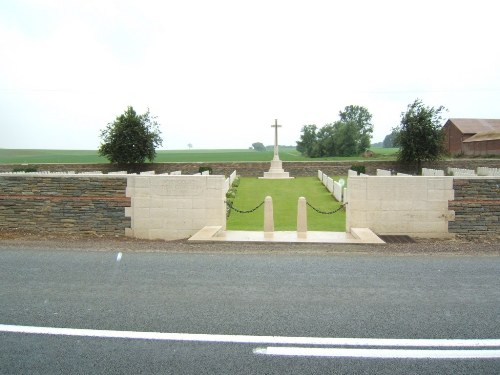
[1,0,499,150]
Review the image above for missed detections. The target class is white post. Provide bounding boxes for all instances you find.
[297,197,307,239]
[264,196,274,238]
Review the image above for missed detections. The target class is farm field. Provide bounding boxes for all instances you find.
[0,147,398,164]
[227,177,346,231]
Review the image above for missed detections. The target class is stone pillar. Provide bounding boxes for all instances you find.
[297,197,307,238]
[264,196,274,238]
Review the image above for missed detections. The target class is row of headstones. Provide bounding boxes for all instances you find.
[448,167,500,177]
[447,168,476,176]
[317,170,346,203]
[0,170,186,176]
[358,168,500,177]
[375,169,412,176]
[421,168,445,176]
[224,170,238,194]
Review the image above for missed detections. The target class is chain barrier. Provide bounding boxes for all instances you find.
[306,201,347,215]
[226,200,265,214]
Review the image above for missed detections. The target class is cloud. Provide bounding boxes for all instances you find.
[1,0,499,149]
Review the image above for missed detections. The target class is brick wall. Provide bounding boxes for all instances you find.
[0,176,130,236]
[449,178,500,240]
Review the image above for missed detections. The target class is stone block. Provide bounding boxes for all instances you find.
[132,177,151,188]
[133,207,151,219]
[132,197,151,208]
[347,177,367,200]
[150,208,176,218]
[432,177,453,190]
[207,176,224,189]
[380,200,413,211]
[414,200,449,211]
[412,221,448,233]
[134,218,163,230]
[428,189,454,201]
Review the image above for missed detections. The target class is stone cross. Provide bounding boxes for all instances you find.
[271,119,282,159]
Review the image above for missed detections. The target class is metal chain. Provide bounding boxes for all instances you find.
[226,200,265,214]
[306,201,347,215]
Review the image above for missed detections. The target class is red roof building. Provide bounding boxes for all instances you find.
[442,119,500,156]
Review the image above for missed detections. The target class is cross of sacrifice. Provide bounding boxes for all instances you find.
[271,119,282,158]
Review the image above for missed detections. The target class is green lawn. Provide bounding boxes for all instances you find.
[227,177,346,231]
[0,147,398,164]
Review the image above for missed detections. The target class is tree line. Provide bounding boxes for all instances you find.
[98,99,447,174]
[296,105,373,157]
[296,99,446,172]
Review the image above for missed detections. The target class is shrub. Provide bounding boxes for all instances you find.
[12,167,38,173]
[350,165,366,174]
[199,166,213,174]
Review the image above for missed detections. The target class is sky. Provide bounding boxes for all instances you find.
[1,0,499,150]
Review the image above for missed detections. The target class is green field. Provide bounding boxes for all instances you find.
[0,147,398,164]
[227,177,346,231]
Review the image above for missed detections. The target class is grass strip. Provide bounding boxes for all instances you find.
[227,177,346,231]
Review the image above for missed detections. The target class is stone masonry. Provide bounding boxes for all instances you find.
[0,176,130,236]
[449,178,500,240]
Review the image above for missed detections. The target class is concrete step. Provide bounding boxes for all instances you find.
[189,226,223,241]
[350,228,385,244]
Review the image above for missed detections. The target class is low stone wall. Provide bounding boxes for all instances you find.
[1,159,499,177]
[1,171,499,241]
[0,175,130,236]
[449,178,500,240]
[346,176,455,238]
[125,175,226,240]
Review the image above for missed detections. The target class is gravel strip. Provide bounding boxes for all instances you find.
[0,231,498,255]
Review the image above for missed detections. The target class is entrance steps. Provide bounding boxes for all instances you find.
[189,227,385,244]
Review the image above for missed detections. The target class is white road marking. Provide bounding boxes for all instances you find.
[1,324,500,349]
[116,252,122,262]
[253,347,500,359]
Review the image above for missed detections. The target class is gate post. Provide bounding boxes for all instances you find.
[297,197,307,238]
[264,196,274,238]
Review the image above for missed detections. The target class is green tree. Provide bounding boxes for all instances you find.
[297,106,373,157]
[383,130,397,148]
[316,124,337,157]
[251,142,266,152]
[334,121,359,156]
[296,124,318,157]
[99,106,163,164]
[394,99,446,174]
[338,105,373,154]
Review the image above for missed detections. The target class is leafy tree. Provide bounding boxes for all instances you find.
[334,121,359,156]
[296,105,373,157]
[383,131,397,148]
[338,105,373,154]
[394,99,446,174]
[252,142,266,152]
[99,106,163,164]
[296,125,318,157]
[311,124,337,157]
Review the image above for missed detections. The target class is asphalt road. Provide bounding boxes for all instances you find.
[0,247,499,374]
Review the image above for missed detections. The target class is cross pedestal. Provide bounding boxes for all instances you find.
[259,119,294,179]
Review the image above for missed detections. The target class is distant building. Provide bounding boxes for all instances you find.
[442,118,500,156]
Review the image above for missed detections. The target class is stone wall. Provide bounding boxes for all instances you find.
[1,159,499,177]
[125,175,226,240]
[346,176,455,238]
[449,178,500,240]
[0,176,130,236]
